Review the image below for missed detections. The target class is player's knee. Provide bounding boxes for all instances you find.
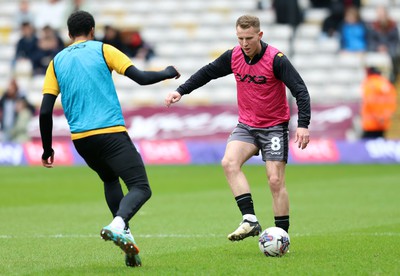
[103,178,120,187]
[221,157,238,173]
[221,156,229,169]
[268,176,283,193]
[143,184,152,201]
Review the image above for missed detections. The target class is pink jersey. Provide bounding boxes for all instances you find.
[231,45,290,128]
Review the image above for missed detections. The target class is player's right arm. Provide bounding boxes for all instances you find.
[165,91,182,107]
[165,49,233,107]
[176,50,232,95]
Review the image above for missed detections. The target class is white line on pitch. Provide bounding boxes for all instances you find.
[0,232,399,239]
[0,233,225,239]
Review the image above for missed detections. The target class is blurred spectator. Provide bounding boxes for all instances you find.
[34,0,67,31]
[272,0,303,30]
[339,6,368,53]
[15,0,35,28]
[310,0,331,8]
[321,1,345,38]
[367,6,400,83]
[343,0,361,9]
[0,79,35,142]
[31,26,65,75]
[122,30,155,62]
[100,26,156,62]
[256,0,267,10]
[13,21,38,70]
[9,97,35,143]
[321,0,362,38]
[361,67,397,139]
[101,25,124,52]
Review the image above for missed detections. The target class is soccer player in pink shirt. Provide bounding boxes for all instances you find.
[165,15,311,241]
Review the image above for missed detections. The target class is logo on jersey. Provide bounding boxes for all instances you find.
[67,44,87,52]
[236,73,267,84]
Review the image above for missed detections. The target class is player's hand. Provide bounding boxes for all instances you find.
[42,149,55,168]
[166,66,181,79]
[294,127,310,149]
[172,66,181,79]
[165,91,182,107]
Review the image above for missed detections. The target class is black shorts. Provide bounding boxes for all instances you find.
[73,132,147,184]
[228,123,289,162]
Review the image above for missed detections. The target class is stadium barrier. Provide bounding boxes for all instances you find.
[2,104,399,165]
[1,138,400,166]
[26,103,361,141]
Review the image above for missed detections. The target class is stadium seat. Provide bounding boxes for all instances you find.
[336,53,364,68]
[363,0,391,6]
[265,24,294,41]
[292,38,320,54]
[0,62,11,79]
[318,38,340,53]
[330,68,364,85]
[0,45,14,62]
[295,23,321,39]
[14,59,33,77]
[303,8,330,24]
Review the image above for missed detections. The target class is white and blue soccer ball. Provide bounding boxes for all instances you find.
[258,227,290,257]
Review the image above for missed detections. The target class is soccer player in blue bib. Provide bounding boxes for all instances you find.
[39,11,180,267]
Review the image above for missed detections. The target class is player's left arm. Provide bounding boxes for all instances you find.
[103,44,180,85]
[40,60,59,167]
[40,94,56,167]
[125,65,180,85]
[273,53,311,149]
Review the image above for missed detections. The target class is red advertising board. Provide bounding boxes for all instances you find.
[138,140,191,164]
[28,103,360,141]
[23,141,74,166]
[290,139,340,163]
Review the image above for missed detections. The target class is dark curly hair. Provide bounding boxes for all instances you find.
[67,10,95,38]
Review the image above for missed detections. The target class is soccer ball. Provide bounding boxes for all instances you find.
[258,227,290,257]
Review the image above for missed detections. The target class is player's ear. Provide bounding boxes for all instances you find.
[90,27,95,39]
[258,31,263,40]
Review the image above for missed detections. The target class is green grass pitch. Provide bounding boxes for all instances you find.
[0,164,399,275]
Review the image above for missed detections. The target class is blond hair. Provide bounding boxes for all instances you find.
[236,15,260,32]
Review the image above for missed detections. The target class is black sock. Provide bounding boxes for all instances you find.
[235,193,255,216]
[275,215,289,233]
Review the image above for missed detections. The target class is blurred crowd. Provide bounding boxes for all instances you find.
[2,0,156,143]
[319,1,399,83]
[12,0,156,76]
[0,78,35,143]
[263,0,400,83]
